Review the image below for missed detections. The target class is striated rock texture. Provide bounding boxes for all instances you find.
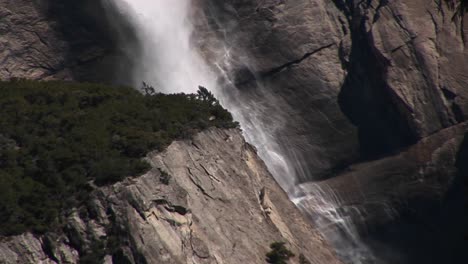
[0,128,342,264]
[199,0,468,176]
[335,0,468,156]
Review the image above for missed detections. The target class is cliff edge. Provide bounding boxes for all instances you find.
[0,128,341,264]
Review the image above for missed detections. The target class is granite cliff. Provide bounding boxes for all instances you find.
[198,0,468,176]
[0,128,341,264]
[197,1,467,262]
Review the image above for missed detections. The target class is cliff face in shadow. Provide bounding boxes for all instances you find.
[0,129,342,264]
[0,0,134,84]
[297,122,468,263]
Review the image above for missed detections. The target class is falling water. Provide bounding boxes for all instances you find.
[103,0,376,263]
[104,0,214,93]
[103,0,297,193]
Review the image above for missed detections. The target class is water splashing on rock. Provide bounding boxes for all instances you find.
[103,0,376,263]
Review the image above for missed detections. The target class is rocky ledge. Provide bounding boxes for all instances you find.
[297,121,468,263]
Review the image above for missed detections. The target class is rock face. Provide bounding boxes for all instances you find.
[196,0,468,262]
[199,0,468,177]
[297,121,468,263]
[336,0,468,155]
[0,128,342,264]
[0,0,131,83]
[197,0,360,181]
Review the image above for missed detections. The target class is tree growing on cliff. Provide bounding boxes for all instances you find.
[141,81,156,95]
[265,242,295,264]
[197,86,218,106]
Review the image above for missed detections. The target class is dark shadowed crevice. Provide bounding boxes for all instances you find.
[41,236,59,263]
[35,0,137,85]
[455,132,468,176]
[360,131,467,264]
[335,1,418,159]
[442,87,466,123]
[235,43,336,86]
[455,132,468,258]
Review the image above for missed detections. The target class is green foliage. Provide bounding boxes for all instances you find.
[0,80,237,236]
[197,86,217,106]
[266,242,295,264]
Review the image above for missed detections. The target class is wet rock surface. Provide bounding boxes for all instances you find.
[197,1,468,262]
[199,0,468,176]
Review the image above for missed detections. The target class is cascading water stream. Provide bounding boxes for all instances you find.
[103,0,297,193]
[103,1,377,263]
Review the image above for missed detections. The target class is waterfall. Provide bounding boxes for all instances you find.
[103,1,377,263]
[104,0,214,93]
[103,0,297,193]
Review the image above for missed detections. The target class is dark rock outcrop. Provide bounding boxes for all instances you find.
[0,0,132,83]
[297,121,467,263]
[0,129,342,264]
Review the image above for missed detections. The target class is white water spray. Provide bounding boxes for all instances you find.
[104,1,376,263]
[107,0,216,93]
[104,0,296,193]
